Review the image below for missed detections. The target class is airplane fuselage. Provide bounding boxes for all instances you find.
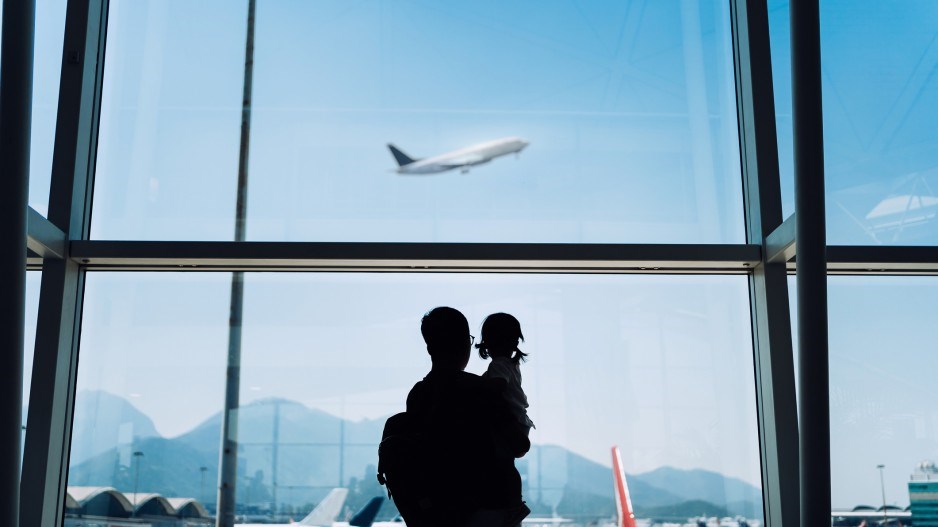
[396,137,529,174]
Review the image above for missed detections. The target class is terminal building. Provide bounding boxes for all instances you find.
[910,462,938,527]
[63,487,212,527]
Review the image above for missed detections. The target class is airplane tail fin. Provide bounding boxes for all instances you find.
[296,488,348,526]
[348,497,384,527]
[387,144,417,167]
[612,446,638,527]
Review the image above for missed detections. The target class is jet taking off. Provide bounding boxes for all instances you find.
[388,136,529,174]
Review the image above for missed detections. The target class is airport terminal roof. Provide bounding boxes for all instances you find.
[126,493,176,516]
[67,486,134,517]
[166,497,211,519]
[65,487,210,519]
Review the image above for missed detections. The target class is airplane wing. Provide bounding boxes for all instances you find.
[442,153,488,168]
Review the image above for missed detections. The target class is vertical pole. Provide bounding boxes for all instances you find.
[20,0,108,524]
[731,2,800,527]
[0,1,36,525]
[217,1,256,525]
[271,401,280,516]
[878,465,888,525]
[790,2,830,527]
[201,466,208,504]
[132,450,143,517]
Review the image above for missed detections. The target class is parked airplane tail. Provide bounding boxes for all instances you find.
[387,144,417,167]
[348,497,384,527]
[296,488,349,526]
[612,446,638,527]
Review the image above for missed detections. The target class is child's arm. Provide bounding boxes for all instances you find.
[484,357,514,384]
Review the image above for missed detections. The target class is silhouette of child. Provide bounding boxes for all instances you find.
[476,313,535,436]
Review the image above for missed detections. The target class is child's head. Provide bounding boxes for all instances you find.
[476,312,528,363]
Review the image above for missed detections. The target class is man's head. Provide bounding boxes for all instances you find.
[421,307,471,370]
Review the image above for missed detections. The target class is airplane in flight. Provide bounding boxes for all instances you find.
[236,488,384,527]
[387,136,529,174]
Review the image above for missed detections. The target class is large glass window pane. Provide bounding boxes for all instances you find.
[0,0,67,214]
[70,272,762,525]
[769,1,938,243]
[766,1,794,219]
[824,277,938,522]
[22,271,41,464]
[91,1,744,243]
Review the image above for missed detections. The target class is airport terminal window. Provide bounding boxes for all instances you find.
[766,0,794,219]
[11,0,68,215]
[69,272,763,525]
[790,277,938,519]
[22,271,40,465]
[91,0,744,244]
[769,0,938,243]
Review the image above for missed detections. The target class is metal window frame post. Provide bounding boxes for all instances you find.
[0,1,37,525]
[790,1,831,526]
[19,1,109,526]
[730,2,801,527]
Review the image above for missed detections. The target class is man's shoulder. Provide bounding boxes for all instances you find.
[407,370,497,407]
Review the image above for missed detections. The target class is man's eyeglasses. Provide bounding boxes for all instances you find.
[469,335,476,346]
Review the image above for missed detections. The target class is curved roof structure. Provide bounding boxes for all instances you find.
[167,497,211,519]
[126,493,176,516]
[879,505,904,512]
[67,486,133,518]
[66,487,211,520]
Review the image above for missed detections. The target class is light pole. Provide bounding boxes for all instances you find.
[132,451,145,517]
[218,1,257,526]
[200,466,208,505]
[878,464,888,526]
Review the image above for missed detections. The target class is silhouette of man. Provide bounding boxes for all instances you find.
[405,307,530,526]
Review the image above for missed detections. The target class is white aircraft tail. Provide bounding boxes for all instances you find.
[612,446,638,527]
[295,488,349,526]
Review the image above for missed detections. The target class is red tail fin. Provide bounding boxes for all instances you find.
[612,446,638,527]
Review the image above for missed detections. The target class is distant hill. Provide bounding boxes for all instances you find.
[67,392,763,522]
[635,466,763,509]
[639,499,730,520]
[68,436,217,501]
[69,390,161,466]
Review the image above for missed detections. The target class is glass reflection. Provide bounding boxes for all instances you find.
[20,0,68,215]
[790,277,938,522]
[769,0,938,243]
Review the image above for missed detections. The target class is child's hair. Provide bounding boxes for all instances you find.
[475,312,528,363]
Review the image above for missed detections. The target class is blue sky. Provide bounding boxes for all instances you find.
[19,0,938,511]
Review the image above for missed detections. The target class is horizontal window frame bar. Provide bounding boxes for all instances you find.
[26,207,66,260]
[823,245,938,274]
[69,240,761,272]
[765,213,796,263]
[27,241,938,274]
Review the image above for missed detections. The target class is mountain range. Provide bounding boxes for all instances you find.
[66,390,763,522]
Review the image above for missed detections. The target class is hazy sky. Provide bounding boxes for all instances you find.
[20,0,938,511]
